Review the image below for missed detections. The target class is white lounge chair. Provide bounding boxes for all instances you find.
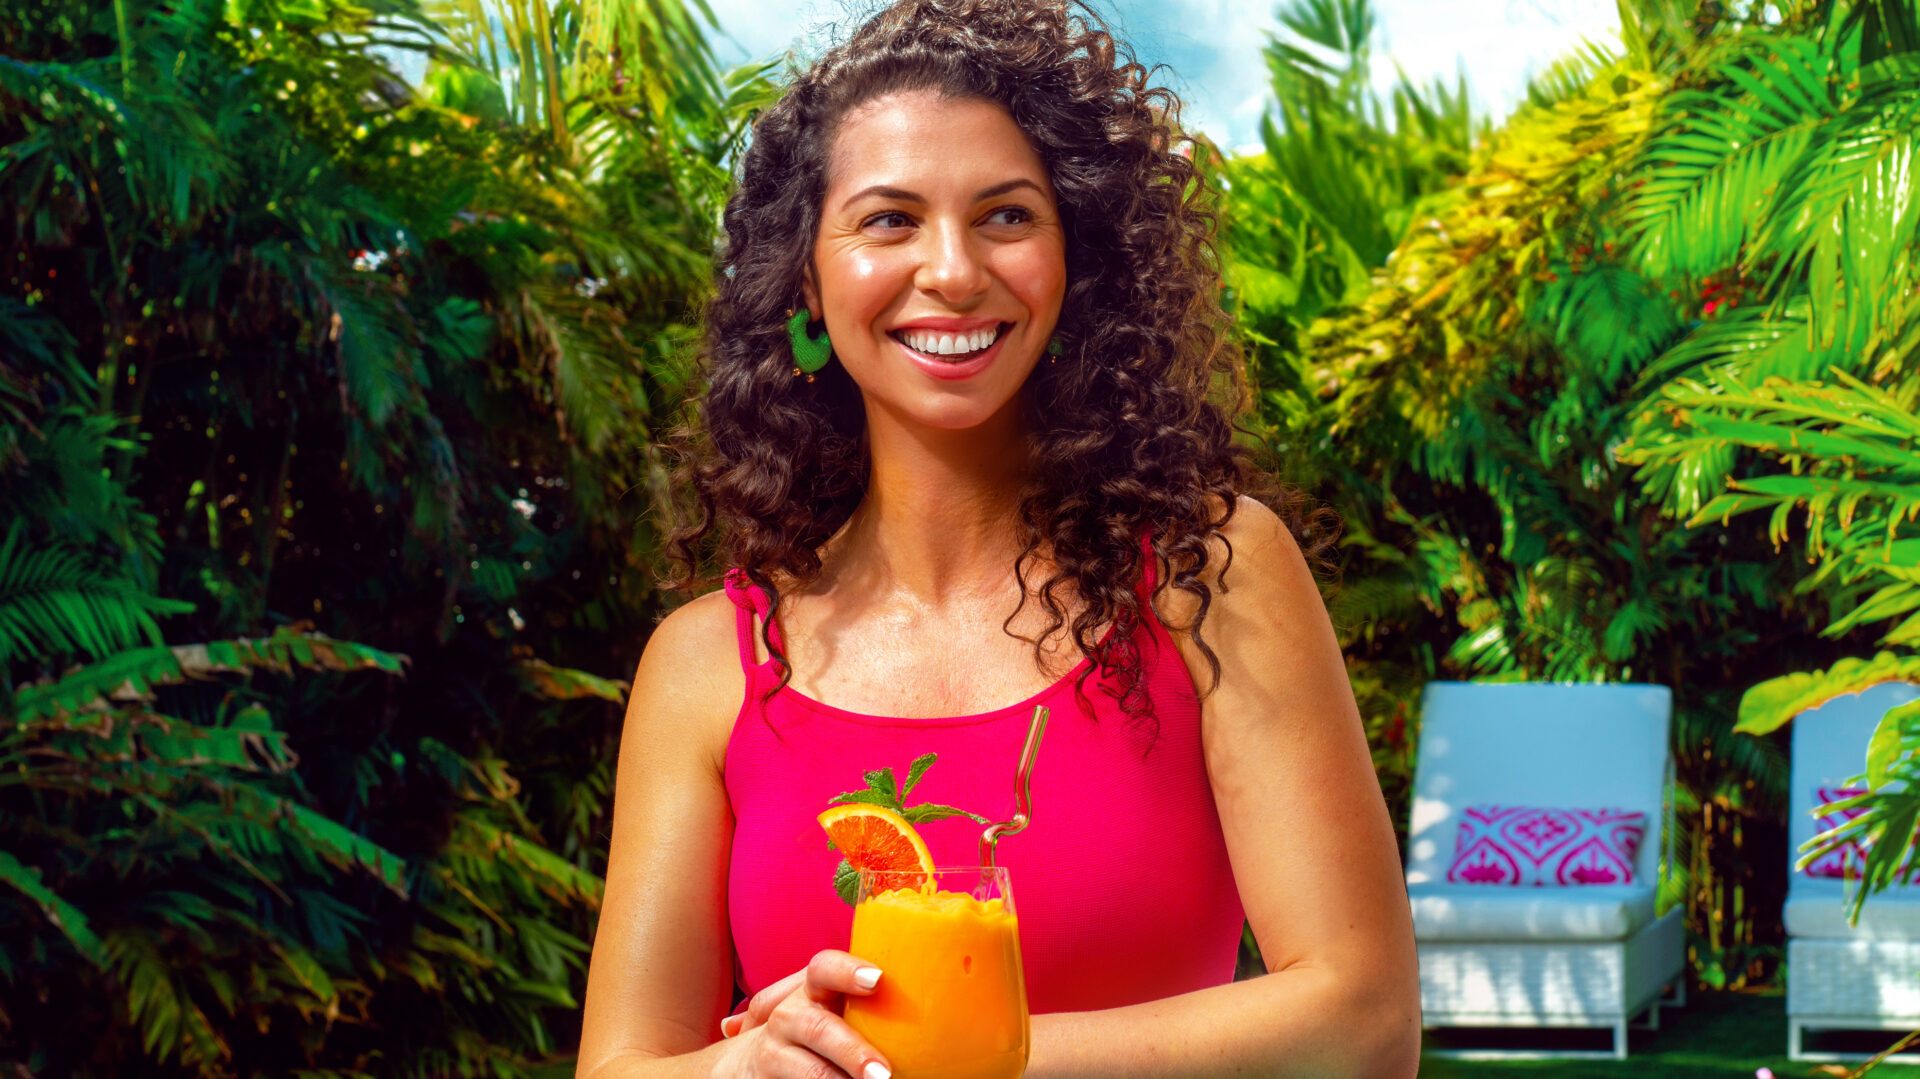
[1786,680,1920,1062]
[1405,681,1685,1060]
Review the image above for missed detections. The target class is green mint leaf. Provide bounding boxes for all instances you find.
[833,859,860,907]
[902,753,937,799]
[828,789,898,809]
[864,767,901,811]
[901,803,990,825]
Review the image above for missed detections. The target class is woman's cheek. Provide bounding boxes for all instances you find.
[825,251,909,346]
[994,243,1066,315]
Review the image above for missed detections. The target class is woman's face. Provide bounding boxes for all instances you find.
[804,91,1066,433]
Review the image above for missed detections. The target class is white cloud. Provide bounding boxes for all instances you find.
[700,0,1623,150]
[1372,0,1621,121]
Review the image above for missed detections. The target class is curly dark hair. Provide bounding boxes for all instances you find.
[667,0,1333,737]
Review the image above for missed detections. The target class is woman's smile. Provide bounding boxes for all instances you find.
[888,319,1014,380]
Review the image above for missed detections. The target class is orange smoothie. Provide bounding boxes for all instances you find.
[844,887,1029,1079]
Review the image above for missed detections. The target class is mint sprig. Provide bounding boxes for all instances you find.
[825,753,988,905]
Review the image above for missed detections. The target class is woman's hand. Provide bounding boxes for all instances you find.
[712,950,892,1079]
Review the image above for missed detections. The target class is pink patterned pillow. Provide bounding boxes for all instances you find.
[1446,805,1648,886]
[1803,787,1910,879]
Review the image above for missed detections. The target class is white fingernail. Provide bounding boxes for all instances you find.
[864,1063,891,1079]
[854,966,882,990]
[720,1015,740,1038]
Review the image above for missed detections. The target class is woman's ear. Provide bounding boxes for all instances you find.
[800,265,821,318]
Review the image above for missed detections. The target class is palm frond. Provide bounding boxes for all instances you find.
[516,281,645,453]
[1627,36,1837,277]
[0,849,107,968]
[15,627,406,722]
[1535,262,1686,382]
[106,928,232,1069]
[1752,75,1920,357]
[0,524,190,667]
[1525,37,1628,110]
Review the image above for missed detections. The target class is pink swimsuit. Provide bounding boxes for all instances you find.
[720,553,1245,1014]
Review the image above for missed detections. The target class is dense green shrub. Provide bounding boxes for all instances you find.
[0,0,765,1071]
[1223,0,1919,989]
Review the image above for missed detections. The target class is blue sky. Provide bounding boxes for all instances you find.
[703,0,1622,153]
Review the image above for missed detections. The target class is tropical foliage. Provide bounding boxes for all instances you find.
[1614,0,1920,924]
[1225,0,1919,989]
[0,0,767,1070]
[1214,0,1482,869]
[6,0,1920,1068]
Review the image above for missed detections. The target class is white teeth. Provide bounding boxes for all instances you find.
[900,326,998,356]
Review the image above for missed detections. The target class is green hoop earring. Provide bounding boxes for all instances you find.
[787,308,832,378]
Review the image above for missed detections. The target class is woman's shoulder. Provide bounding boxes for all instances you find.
[1217,494,1299,561]
[1152,495,1310,625]
[645,587,743,658]
[627,588,748,764]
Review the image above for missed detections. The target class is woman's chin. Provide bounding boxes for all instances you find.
[902,398,1014,432]
[852,364,1037,434]
[859,386,1020,435]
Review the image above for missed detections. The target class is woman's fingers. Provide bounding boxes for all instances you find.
[766,998,891,1079]
[725,953,888,1075]
[743,969,807,1028]
[761,1042,862,1079]
[800,950,884,1005]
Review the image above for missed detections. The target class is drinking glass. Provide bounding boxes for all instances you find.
[842,866,1029,1079]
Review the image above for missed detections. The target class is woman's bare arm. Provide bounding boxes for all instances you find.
[1024,498,1422,1079]
[577,591,744,1078]
[578,593,895,1079]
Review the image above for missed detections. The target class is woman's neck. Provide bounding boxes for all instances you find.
[837,396,1032,604]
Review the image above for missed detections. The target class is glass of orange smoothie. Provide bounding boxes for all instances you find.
[843,866,1028,1079]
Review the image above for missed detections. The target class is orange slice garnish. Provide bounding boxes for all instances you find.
[817,804,937,889]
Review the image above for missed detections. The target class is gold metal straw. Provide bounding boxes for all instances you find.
[980,705,1049,869]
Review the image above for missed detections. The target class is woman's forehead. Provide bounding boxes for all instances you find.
[824,91,1052,200]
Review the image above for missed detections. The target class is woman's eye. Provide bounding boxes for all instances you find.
[984,207,1031,227]
[863,211,913,230]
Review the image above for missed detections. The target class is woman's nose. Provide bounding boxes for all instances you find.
[913,222,990,303]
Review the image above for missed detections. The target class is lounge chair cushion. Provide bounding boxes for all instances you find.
[1408,882,1658,941]
[1786,882,1920,940]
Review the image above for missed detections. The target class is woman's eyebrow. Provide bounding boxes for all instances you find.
[840,184,922,209]
[973,178,1044,201]
[838,177,1046,211]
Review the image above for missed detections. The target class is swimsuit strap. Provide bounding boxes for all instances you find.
[722,569,784,673]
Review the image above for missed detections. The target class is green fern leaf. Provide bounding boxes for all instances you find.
[0,850,106,967]
[0,524,191,666]
[12,645,182,721]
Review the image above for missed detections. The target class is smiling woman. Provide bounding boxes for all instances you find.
[576,2,1421,1078]
[804,94,1065,427]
